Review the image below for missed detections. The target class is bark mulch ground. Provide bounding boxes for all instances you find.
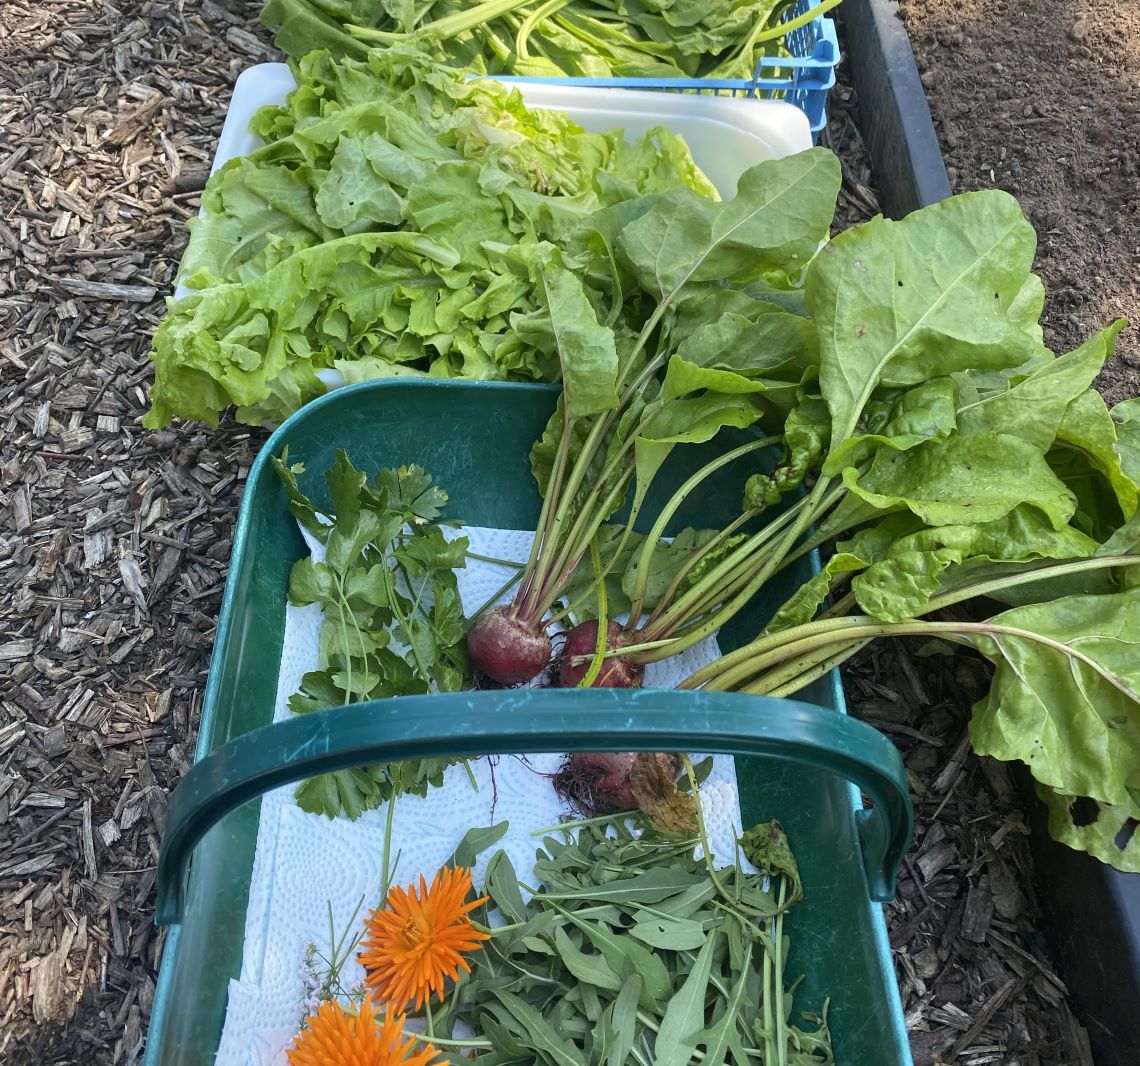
[0,1,1132,1063]
[1,1,267,1060]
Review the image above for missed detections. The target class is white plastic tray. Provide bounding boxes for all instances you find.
[208,63,812,194]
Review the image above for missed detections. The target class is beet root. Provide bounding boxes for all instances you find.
[553,751,683,815]
[466,605,552,686]
[557,619,645,688]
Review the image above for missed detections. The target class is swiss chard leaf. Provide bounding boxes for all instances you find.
[808,190,1045,454]
[539,264,620,419]
[843,430,1075,530]
[954,321,1123,449]
[968,589,1140,807]
[1053,385,1139,522]
[617,149,841,297]
[1039,785,1140,874]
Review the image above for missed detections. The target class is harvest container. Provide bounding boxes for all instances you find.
[148,379,915,1065]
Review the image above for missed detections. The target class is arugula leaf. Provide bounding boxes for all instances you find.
[620,528,725,610]
[443,820,830,1064]
[653,929,719,1066]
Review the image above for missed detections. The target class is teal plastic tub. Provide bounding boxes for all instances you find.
[148,380,914,1065]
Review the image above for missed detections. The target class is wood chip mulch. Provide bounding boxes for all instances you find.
[846,639,1095,1066]
[1,1,270,1061]
[0,2,1106,1063]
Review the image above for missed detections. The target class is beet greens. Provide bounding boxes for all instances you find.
[466,148,842,684]
[534,186,1138,871]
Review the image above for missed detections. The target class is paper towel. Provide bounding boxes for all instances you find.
[214,524,747,1064]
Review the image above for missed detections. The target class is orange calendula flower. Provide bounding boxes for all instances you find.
[358,865,490,1011]
[286,996,440,1066]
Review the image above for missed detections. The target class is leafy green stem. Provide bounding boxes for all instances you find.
[677,614,878,690]
[637,481,845,647]
[635,477,837,661]
[347,0,532,43]
[925,554,1140,613]
[698,616,1137,697]
[637,508,761,634]
[774,876,788,1066]
[626,437,779,626]
[517,398,577,617]
[515,0,572,57]
[331,569,364,703]
[379,793,397,898]
[754,640,872,698]
[465,551,526,569]
[578,537,610,688]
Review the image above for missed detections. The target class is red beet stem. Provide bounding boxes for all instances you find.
[466,605,553,686]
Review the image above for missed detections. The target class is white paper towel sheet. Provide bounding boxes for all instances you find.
[214,524,747,1064]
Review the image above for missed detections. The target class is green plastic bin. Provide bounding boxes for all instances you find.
[148,380,914,1065]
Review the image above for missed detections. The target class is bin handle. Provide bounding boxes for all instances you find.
[156,689,912,924]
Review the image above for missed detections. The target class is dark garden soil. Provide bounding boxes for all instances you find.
[0,0,1134,1063]
[894,0,1140,406]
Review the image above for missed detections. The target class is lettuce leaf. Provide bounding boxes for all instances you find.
[146,47,720,427]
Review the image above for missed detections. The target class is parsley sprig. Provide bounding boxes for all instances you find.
[272,450,471,820]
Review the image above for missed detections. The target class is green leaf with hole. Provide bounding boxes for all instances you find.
[1039,784,1140,873]
[629,916,710,951]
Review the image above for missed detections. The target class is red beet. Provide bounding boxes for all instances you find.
[553,751,683,814]
[557,620,645,688]
[466,605,552,685]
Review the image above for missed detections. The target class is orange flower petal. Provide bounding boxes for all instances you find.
[358,866,490,1011]
[286,997,441,1066]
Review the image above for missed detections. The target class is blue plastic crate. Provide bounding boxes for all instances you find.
[489,0,840,140]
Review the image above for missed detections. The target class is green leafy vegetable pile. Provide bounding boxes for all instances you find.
[433,816,831,1065]
[655,192,1139,870]
[464,146,842,685]
[144,47,719,429]
[507,179,1137,869]
[271,451,471,819]
[259,0,833,81]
